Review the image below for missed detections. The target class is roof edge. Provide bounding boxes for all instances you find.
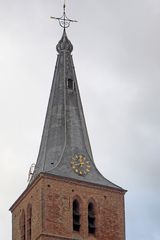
[10,173,127,212]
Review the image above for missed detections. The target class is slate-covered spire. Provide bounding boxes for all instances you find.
[29,29,122,190]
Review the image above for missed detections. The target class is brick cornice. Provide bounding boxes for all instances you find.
[10,172,127,212]
[42,172,127,194]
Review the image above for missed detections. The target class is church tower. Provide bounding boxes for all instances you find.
[10,4,126,240]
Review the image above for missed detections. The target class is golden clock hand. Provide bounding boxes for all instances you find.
[80,162,84,166]
[71,162,79,166]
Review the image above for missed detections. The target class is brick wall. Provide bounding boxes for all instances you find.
[11,174,126,240]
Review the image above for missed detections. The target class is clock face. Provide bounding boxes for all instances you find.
[71,154,91,176]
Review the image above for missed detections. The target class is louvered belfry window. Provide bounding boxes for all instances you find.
[73,199,81,232]
[88,202,96,234]
[27,204,32,240]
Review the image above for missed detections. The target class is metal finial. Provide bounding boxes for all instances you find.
[50,1,77,29]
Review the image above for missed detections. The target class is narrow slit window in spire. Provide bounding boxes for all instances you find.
[67,78,75,90]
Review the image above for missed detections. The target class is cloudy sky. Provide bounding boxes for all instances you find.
[0,0,160,239]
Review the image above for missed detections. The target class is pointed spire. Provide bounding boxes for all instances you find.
[29,4,123,191]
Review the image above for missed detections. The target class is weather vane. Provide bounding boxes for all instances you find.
[50,0,78,29]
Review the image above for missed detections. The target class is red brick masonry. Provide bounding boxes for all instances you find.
[10,173,126,240]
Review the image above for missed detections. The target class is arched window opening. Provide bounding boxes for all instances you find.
[67,78,74,90]
[73,199,80,232]
[20,210,26,240]
[27,204,32,240]
[88,202,96,234]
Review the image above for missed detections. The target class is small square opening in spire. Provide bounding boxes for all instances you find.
[67,78,75,90]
